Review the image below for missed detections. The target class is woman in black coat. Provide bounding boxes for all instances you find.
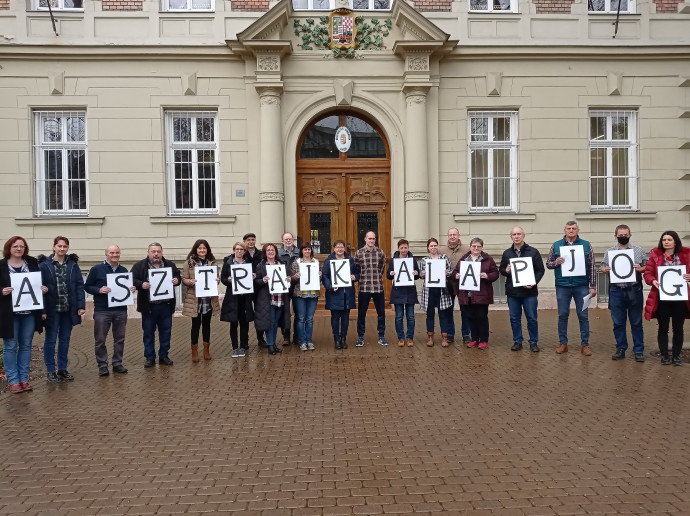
[38,236,85,382]
[322,239,359,350]
[254,243,291,355]
[220,242,255,357]
[387,239,420,347]
[1,236,47,394]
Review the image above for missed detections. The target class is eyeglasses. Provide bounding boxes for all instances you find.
[11,245,26,250]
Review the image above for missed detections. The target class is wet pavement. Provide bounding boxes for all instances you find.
[1,309,689,515]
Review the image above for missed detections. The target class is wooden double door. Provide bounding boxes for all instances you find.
[296,166,391,305]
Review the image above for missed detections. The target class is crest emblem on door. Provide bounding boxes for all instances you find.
[329,9,356,50]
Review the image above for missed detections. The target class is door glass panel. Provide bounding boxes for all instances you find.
[345,116,386,158]
[356,212,379,250]
[300,115,339,158]
[309,212,332,255]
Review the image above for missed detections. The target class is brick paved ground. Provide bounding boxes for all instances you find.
[1,309,690,515]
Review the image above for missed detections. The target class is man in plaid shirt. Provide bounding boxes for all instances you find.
[355,231,387,347]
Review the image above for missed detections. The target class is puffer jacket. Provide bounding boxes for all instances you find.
[643,246,690,321]
[38,253,85,327]
[181,257,220,318]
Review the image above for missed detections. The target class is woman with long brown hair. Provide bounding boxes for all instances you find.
[181,239,220,362]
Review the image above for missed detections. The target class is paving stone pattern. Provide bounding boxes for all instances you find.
[1,310,690,515]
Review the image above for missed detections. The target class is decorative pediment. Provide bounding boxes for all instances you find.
[391,0,452,44]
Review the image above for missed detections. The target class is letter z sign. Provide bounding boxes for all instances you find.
[149,267,175,301]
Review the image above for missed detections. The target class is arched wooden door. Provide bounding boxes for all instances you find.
[296,113,391,306]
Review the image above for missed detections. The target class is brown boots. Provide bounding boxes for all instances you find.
[441,333,449,347]
[427,332,434,347]
[191,343,199,363]
[203,342,212,360]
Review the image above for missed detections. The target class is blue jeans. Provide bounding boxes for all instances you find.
[294,297,318,344]
[459,305,471,338]
[2,313,36,385]
[609,285,644,353]
[357,291,386,338]
[556,285,590,346]
[330,309,350,337]
[267,305,283,346]
[142,304,173,361]
[507,296,539,345]
[43,311,73,372]
[394,304,415,340]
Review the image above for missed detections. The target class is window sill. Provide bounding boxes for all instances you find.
[468,11,519,14]
[587,12,639,16]
[150,215,236,224]
[15,217,104,226]
[575,211,656,219]
[454,213,536,222]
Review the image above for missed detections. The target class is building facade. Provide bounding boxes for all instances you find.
[1,0,689,305]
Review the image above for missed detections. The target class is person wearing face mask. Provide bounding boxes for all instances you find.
[599,225,648,363]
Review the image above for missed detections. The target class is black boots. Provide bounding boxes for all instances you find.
[334,335,341,349]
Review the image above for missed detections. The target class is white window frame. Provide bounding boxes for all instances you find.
[36,0,84,11]
[34,110,89,217]
[588,0,635,14]
[162,0,214,12]
[292,0,392,10]
[589,110,637,211]
[469,0,518,13]
[165,111,220,216]
[467,110,518,214]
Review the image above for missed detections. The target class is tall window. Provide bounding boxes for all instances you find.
[467,111,518,213]
[588,0,635,14]
[165,111,219,215]
[37,0,84,10]
[589,110,637,210]
[162,0,213,11]
[34,111,88,216]
[469,0,517,13]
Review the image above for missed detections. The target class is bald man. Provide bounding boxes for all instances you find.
[84,245,136,376]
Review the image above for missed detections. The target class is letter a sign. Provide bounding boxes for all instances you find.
[11,272,44,312]
[393,258,414,287]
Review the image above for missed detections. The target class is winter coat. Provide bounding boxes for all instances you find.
[131,257,181,315]
[643,247,690,321]
[387,251,419,305]
[181,257,220,318]
[498,243,545,298]
[322,252,359,310]
[220,255,255,323]
[253,261,290,332]
[38,253,85,328]
[0,256,44,338]
[454,251,500,306]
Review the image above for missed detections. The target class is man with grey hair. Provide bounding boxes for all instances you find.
[546,221,597,356]
[439,227,470,343]
[131,242,181,368]
[499,227,544,352]
[84,245,137,376]
[278,231,300,345]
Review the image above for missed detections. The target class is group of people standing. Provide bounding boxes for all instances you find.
[1,222,689,394]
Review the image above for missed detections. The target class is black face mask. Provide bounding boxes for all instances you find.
[617,236,630,245]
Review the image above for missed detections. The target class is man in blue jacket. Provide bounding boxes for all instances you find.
[84,245,136,376]
[546,221,597,356]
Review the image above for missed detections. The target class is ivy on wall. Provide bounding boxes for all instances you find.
[294,16,391,58]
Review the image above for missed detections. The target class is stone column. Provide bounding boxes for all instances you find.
[257,86,284,244]
[404,86,430,242]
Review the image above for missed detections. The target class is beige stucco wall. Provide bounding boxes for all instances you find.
[1,0,689,312]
